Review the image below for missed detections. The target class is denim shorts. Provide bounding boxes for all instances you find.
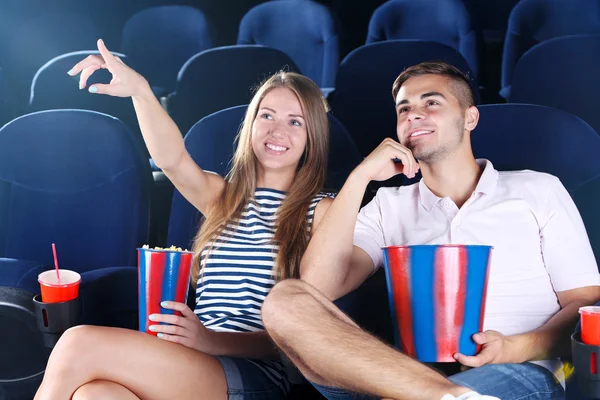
[216,357,287,400]
[310,362,564,400]
[310,383,376,400]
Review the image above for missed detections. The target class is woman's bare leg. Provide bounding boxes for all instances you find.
[72,380,141,400]
[34,325,227,400]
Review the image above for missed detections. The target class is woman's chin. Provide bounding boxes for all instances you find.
[257,158,299,174]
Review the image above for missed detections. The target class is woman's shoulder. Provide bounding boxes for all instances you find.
[312,191,337,201]
[309,191,336,209]
[308,193,335,229]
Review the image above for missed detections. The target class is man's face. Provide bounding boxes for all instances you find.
[395,74,468,163]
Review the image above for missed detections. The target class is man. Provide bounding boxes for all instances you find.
[261,61,600,400]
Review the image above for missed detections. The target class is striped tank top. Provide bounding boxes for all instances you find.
[194,188,331,393]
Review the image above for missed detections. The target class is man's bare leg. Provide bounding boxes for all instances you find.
[262,279,472,400]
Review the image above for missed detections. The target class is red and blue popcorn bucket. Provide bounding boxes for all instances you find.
[383,245,492,362]
[138,247,194,336]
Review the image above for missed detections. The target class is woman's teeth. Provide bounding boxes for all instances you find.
[266,143,287,151]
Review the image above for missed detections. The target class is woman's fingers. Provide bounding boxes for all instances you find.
[155,332,194,348]
[161,301,197,319]
[67,40,146,98]
[68,54,105,76]
[148,312,194,330]
[68,39,118,78]
[148,323,188,336]
[79,64,103,90]
[149,313,183,325]
[87,83,114,95]
[96,39,118,68]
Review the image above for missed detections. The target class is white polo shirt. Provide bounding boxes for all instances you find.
[354,159,600,377]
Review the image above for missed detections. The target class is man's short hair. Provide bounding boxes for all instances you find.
[392,61,475,109]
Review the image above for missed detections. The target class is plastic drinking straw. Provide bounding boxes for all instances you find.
[52,243,61,283]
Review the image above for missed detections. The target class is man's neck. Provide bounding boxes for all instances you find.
[419,149,482,209]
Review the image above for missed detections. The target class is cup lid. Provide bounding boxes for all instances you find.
[579,306,600,315]
[38,269,81,286]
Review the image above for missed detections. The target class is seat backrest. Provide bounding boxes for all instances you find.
[28,51,147,156]
[472,103,600,261]
[167,104,361,249]
[330,39,477,157]
[0,110,152,271]
[508,34,600,137]
[238,1,339,88]
[122,6,215,95]
[0,67,14,127]
[5,11,101,108]
[0,258,45,293]
[367,0,478,76]
[169,45,300,135]
[462,0,520,37]
[325,112,363,192]
[501,0,600,98]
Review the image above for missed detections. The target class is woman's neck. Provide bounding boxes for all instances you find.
[256,168,295,191]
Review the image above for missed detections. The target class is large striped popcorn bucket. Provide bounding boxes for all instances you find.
[383,245,492,362]
[138,247,194,335]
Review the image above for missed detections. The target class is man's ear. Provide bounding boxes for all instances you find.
[464,105,479,132]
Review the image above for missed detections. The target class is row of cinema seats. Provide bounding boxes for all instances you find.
[3,0,600,119]
[1,0,335,112]
[2,102,600,399]
[24,39,475,159]
[1,2,600,182]
[20,31,600,161]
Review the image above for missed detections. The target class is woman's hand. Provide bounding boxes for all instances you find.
[149,301,217,354]
[68,38,150,98]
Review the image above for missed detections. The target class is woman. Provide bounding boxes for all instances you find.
[34,39,333,400]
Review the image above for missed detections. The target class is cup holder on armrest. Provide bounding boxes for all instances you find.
[572,332,600,398]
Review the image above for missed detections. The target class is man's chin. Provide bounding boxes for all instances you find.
[407,146,424,159]
[411,149,435,164]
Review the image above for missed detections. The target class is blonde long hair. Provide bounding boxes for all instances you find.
[191,72,330,286]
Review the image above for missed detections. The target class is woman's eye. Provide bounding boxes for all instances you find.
[261,113,273,120]
[291,119,302,127]
[426,100,439,106]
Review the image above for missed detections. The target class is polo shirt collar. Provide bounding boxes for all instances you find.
[418,159,499,212]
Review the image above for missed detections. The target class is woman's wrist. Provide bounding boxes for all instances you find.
[131,78,153,101]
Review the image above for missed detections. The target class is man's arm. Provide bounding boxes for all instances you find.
[456,286,600,367]
[300,138,419,300]
[456,177,600,367]
[514,286,600,361]
[301,170,376,300]
[522,177,600,359]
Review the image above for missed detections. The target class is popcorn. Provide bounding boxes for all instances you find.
[141,245,189,252]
